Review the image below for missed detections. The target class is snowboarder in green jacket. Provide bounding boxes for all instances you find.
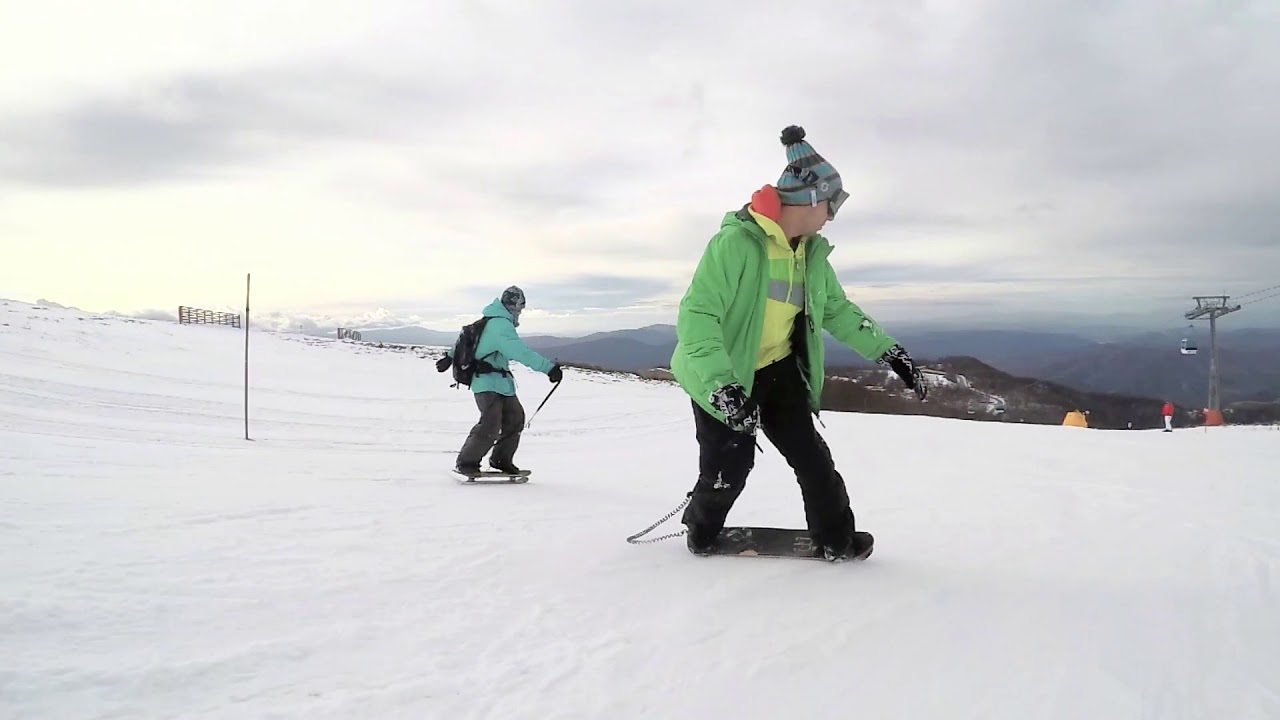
[669,125,928,561]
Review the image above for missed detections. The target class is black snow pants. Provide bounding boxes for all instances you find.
[681,356,856,550]
[457,392,527,467]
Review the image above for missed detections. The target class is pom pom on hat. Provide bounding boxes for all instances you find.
[780,125,806,146]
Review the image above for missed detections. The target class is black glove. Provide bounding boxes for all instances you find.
[877,343,927,401]
[436,355,452,373]
[548,364,563,383]
[709,383,760,434]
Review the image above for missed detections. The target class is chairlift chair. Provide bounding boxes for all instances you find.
[1180,321,1199,355]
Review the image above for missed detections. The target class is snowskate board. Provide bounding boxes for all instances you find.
[451,469,531,484]
[705,526,874,562]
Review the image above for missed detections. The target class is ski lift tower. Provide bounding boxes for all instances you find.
[1184,295,1242,418]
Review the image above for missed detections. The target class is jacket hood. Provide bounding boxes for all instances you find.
[749,184,782,221]
[482,298,514,321]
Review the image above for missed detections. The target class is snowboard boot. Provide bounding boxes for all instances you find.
[823,531,875,562]
[455,461,482,477]
[489,460,522,475]
[685,523,718,556]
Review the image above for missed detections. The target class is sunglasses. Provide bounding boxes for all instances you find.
[809,186,849,220]
[826,188,848,220]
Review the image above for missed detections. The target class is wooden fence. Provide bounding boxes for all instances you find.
[178,305,242,328]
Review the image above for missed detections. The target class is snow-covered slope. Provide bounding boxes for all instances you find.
[2,299,1279,719]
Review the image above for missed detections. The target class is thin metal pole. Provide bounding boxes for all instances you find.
[1184,295,1241,424]
[1208,314,1219,412]
[245,273,251,440]
[526,379,562,428]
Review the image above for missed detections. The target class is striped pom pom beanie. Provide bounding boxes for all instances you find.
[775,125,849,219]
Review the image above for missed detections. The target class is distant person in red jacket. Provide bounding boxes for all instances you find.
[1161,401,1174,432]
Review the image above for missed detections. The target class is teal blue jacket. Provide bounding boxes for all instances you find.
[454,299,556,396]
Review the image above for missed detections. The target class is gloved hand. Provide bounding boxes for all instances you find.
[709,383,760,434]
[435,355,452,373]
[548,364,563,383]
[877,343,927,401]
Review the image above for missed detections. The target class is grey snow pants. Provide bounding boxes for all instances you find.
[457,392,526,467]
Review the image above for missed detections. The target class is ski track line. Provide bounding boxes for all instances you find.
[1,374,441,423]
[1,415,467,455]
[2,373,674,440]
[4,410,467,444]
[0,349,432,405]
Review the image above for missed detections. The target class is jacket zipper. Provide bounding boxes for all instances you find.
[803,241,829,426]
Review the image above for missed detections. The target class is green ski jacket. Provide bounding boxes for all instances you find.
[669,205,899,424]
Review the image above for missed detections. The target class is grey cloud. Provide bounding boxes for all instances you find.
[484,152,669,215]
[1145,194,1280,250]
[335,275,680,331]
[1,94,247,186]
[823,1,1280,176]
[0,64,480,187]
[844,208,989,237]
[355,274,675,319]
[460,275,678,313]
[817,0,1280,300]
[809,2,1278,234]
[348,275,680,323]
[5,0,1278,327]
[541,211,719,263]
[838,262,1016,287]
[835,261,1198,289]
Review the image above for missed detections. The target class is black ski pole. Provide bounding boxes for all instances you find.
[526,378,562,428]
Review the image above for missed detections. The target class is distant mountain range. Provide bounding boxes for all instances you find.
[340,322,1280,408]
[813,356,1207,430]
[1014,328,1280,409]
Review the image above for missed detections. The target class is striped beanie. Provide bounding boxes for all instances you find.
[776,125,849,219]
[501,285,525,325]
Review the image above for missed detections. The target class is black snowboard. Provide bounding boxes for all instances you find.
[706,526,874,561]
[450,469,531,484]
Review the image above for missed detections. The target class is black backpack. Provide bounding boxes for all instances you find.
[449,317,510,388]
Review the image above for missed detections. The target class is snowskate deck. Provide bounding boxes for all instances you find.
[706,526,873,562]
[450,469,531,484]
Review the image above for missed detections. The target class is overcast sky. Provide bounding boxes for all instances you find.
[2,0,1278,335]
